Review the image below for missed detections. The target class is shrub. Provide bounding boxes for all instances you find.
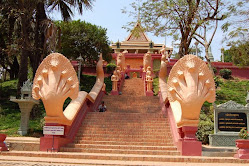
[239,128,248,139]
[106,63,116,74]
[219,69,232,79]
[212,67,217,74]
[197,109,214,144]
[214,76,222,88]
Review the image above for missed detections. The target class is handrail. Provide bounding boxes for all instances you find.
[35,53,106,151]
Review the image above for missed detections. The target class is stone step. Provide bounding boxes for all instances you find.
[85,113,166,118]
[65,144,177,151]
[73,140,174,146]
[79,128,170,132]
[1,151,248,164]
[81,121,168,125]
[76,134,173,140]
[80,125,170,129]
[60,147,180,155]
[84,116,166,119]
[82,118,167,122]
[74,136,174,143]
[78,130,172,135]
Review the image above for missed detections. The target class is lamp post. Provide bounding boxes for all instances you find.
[194,41,199,57]
[77,55,83,90]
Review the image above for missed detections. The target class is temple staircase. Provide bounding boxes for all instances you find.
[60,77,178,156]
[1,78,248,165]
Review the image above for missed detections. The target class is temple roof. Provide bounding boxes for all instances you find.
[124,22,150,43]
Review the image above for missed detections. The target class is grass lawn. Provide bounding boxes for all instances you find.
[0,75,112,136]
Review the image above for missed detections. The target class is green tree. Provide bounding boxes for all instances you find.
[56,20,112,65]
[222,0,249,43]
[124,0,225,58]
[223,49,232,62]
[0,0,94,94]
[225,41,249,66]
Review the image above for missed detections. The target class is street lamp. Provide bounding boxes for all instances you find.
[194,41,199,57]
[77,55,83,90]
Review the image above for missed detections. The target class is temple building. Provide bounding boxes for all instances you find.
[111,21,173,72]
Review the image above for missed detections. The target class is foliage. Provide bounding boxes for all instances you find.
[0,0,94,95]
[215,78,249,105]
[0,79,43,136]
[56,20,112,65]
[197,108,214,144]
[224,41,249,66]
[153,77,159,96]
[0,74,113,136]
[212,67,217,74]
[239,128,249,139]
[124,0,226,57]
[223,49,232,62]
[219,69,232,79]
[222,0,249,43]
[106,63,117,74]
[214,76,222,88]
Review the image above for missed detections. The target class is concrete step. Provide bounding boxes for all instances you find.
[1,151,249,164]
[74,136,174,143]
[81,122,169,126]
[76,134,173,139]
[60,147,180,155]
[80,125,170,129]
[1,155,247,166]
[73,140,174,146]
[5,137,40,151]
[65,144,177,151]
[78,130,172,135]
[86,112,166,118]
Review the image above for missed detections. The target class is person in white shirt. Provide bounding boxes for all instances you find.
[98,101,107,112]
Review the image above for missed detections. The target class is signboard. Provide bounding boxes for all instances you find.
[43,126,64,135]
[218,112,247,132]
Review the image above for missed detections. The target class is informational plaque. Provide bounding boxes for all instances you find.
[43,126,64,135]
[218,112,247,132]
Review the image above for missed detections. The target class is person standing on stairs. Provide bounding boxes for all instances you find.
[98,101,107,112]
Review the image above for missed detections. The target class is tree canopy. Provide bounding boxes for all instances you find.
[56,20,112,65]
[0,0,95,94]
[224,41,249,66]
[124,0,226,58]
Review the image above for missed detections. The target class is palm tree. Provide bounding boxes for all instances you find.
[47,0,94,21]
[30,0,95,79]
[9,0,94,94]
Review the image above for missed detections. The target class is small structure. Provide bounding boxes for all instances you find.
[209,100,249,147]
[10,79,39,136]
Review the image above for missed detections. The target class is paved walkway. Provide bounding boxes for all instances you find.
[0,156,248,166]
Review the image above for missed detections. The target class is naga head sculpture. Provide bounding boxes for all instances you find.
[166,54,215,127]
[32,53,79,125]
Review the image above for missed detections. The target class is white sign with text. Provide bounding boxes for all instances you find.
[43,126,64,135]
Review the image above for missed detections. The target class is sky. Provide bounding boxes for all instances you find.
[48,0,227,61]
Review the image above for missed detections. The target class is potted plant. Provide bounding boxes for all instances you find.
[234,128,249,159]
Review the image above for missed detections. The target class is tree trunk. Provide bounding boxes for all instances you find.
[30,1,47,78]
[178,36,191,58]
[205,47,215,76]
[17,1,30,96]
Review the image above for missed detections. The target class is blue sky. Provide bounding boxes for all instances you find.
[48,0,226,61]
